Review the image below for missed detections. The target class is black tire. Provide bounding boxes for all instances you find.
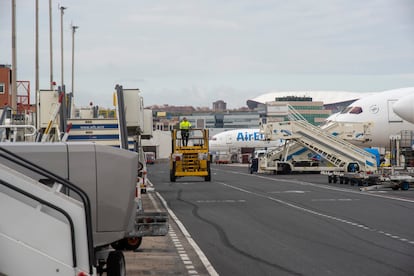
[111,237,143,251]
[110,240,124,251]
[124,237,143,251]
[107,250,126,276]
[170,162,176,182]
[170,170,176,182]
[282,164,291,174]
[205,162,211,181]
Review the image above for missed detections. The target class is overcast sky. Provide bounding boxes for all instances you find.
[1,0,414,109]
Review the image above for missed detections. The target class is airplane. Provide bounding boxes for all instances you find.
[324,87,414,148]
[393,93,414,124]
[209,128,283,154]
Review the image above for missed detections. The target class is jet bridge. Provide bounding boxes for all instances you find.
[258,105,378,174]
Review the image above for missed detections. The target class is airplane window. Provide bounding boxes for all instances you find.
[349,106,363,114]
[341,107,352,114]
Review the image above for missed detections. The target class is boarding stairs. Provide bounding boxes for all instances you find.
[0,146,95,275]
[260,105,377,172]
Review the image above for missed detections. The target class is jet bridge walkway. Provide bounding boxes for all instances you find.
[259,105,378,174]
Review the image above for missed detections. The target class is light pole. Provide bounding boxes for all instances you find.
[71,24,79,116]
[59,5,67,133]
[35,0,39,128]
[60,6,66,89]
[49,0,53,90]
[11,0,17,113]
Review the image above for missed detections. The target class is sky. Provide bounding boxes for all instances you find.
[1,0,414,109]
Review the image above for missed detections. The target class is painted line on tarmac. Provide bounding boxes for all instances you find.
[216,180,414,246]
[219,168,414,204]
[156,191,219,276]
[148,192,162,212]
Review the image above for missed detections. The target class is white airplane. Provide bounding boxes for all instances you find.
[325,87,414,148]
[393,93,414,124]
[209,128,282,153]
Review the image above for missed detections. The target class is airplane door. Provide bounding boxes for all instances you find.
[388,100,403,122]
[226,134,233,144]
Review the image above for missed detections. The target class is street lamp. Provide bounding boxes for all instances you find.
[49,0,53,90]
[71,24,79,116]
[60,6,66,89]
[59,5,67,133]
[11,0,17,112]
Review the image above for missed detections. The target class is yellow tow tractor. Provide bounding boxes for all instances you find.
[170,128,211,182]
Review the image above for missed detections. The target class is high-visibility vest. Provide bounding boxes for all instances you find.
[180,121,191,130]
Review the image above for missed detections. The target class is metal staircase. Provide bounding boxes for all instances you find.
[260,105,377,172]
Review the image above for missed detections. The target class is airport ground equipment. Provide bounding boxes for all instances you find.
[0,142,168,275]
[259,105,378,174]
[0,145,96,276]
[170,128,211,182]
[359,173,413,191]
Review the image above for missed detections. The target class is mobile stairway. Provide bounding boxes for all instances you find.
[259,105,378,174]
[0,142,168,275]
[0,146,96,276]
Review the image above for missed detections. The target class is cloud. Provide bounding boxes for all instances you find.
[1,0,414,109]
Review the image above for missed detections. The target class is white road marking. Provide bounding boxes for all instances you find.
[196,199,246,203]
[148,192,161,212]
[216,180,414,246]
[269,190,310,194]
[223,169,414,203]
[157,192,219,276]
[311,198,360,202]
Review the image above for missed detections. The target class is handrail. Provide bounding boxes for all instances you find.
[0,146,95,274]
[0,125,37,137]
[286,105,374,161]
[0,178,77,268]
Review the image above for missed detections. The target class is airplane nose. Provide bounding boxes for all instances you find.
[393,93,414,123]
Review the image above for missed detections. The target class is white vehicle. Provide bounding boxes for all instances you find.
[324,87,414,148]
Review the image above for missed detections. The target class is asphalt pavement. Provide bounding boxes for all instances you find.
[132,162,414,276]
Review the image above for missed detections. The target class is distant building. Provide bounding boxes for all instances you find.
[213,100,226,111]
[246,91,363,113]
[265,96,331,125]
[181,112,260,130]
[0,65,11,107]
[0,64,33,116]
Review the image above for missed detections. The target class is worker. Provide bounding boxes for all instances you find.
[179,117,192,146]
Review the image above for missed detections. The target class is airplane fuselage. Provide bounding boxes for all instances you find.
[328,87,414,148]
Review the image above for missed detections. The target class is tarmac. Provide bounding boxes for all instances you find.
[123,189,211,276]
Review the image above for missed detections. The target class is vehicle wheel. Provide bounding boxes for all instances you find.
[328,176,332,183]
[282,164,291,174]
[124,237,143,251]
[110,240,125,251]
[170,162,176,182]
[107,250,126,276]
[205,162,211,181]
[170,170,176,182]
